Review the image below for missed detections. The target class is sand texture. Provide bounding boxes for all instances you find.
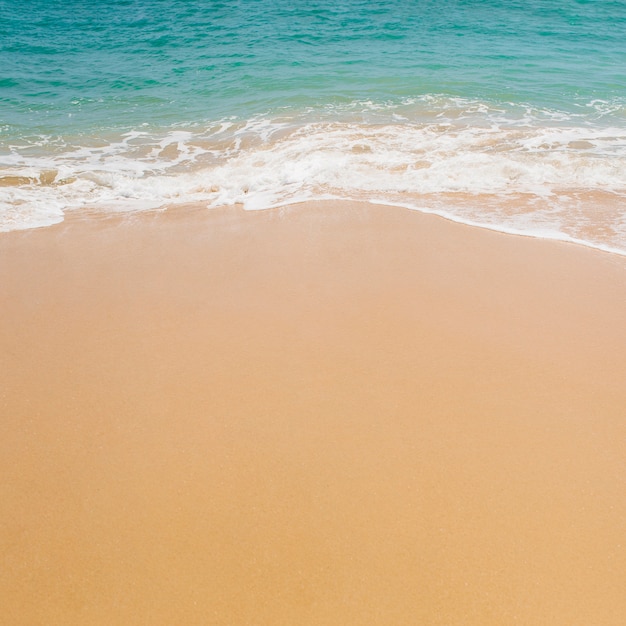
[1,202,626,624]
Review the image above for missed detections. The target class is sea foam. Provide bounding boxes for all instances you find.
[1,98,626,255]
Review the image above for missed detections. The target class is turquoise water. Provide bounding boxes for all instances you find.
[2,0,626,251]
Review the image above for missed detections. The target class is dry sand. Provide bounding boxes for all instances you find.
[1,201,625,624]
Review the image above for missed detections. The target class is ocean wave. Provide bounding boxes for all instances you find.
[2,97,626,254]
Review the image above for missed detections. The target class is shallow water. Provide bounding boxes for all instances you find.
[2,0,626,252]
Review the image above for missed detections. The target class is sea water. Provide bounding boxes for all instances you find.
[1,0,626,253]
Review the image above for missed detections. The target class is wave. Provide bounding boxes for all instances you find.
[2,96,626,254]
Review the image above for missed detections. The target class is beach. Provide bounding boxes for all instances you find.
[1,200,625,624]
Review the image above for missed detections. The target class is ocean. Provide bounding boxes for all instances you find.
[2,0,626,254]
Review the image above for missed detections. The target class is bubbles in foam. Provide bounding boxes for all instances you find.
[1,96,626,253]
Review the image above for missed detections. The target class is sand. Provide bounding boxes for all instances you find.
[1,201,625,625]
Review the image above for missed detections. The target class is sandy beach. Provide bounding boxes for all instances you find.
[1,201,625,624]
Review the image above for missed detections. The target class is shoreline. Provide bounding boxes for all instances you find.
[2,200,626,624]
[4,191,626,259]
[368,198,626,259]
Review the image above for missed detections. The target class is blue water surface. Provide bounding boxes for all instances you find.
[2,0,626,137]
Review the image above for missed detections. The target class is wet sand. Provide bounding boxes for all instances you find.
[1,201,626,625]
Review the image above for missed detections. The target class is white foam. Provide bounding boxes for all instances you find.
[2,97,626,254]
[0,197,64,232]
